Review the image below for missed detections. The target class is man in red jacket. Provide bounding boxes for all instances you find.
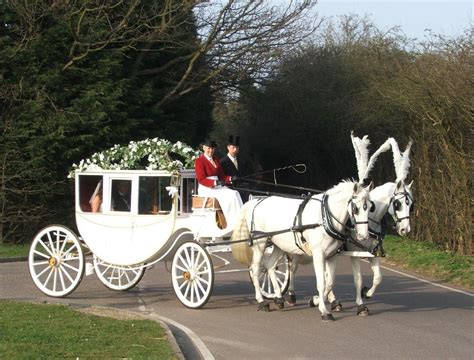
[194,139,243,233]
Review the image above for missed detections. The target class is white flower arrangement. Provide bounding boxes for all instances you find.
[69,138,200,178]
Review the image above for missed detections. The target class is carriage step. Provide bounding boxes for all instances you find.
[339,251,375,257]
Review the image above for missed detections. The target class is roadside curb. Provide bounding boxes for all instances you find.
[0,256,28,263]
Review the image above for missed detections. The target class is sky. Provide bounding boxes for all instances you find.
[313,0,472,40]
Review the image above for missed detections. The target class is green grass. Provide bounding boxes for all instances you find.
[0,243,30,258]
[383,235,474,290]
[0,301,178,359]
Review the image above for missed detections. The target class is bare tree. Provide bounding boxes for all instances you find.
[7,0,320,105]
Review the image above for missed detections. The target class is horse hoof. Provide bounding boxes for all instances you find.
[331,300,343,312]
[361,286,371,299]
[308,298,316,308]
[357,305,369,316]
[321,314,335,322]
[286,294,297,307]
[257,301,271,312]
[274,297,285,310]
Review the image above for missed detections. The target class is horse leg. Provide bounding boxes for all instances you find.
[312,250,334,322]
[249,244,270,311]
[363,257,382,299]
[351,257,369,316]
[286,255,299,306]
[325,256,343,311]
[266,247,285,310]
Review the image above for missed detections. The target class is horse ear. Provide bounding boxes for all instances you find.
[353,182,359,193]
[407,180,414,189]
[396,180,403,191]
[364,181,374,191]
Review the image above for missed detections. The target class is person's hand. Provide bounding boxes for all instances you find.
[215,180,225,186]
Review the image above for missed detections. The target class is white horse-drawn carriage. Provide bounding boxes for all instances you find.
[28,168,289,308]
[28,134,414,321]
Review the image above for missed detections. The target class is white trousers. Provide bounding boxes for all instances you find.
[198,184,243,231]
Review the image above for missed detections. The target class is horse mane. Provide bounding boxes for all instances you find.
[388,138,413,182]
[325,179,357,195]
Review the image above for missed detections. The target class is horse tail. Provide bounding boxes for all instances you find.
[231,202,253,266]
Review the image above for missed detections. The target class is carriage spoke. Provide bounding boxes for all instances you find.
[62,261,80,273]
[33,260,50,266]
[46,232,55,254]
[53,268,58,292]
[195,274,209,287]
[178,278,188,288]
[33,249,50,260]
[183,281,191,299]
[59,265,75,284]
[184,248,192,269]
[37,264,52,278]
[58,266,66,291]
[196,259,207,271]
[195,278,206,297]
[174,264,188,273]
[38,239,54,258]
[178,254,190,269]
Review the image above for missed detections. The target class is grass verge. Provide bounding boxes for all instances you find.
[0,300,178,359]
[0,243,30,258]
[383,235,473,290]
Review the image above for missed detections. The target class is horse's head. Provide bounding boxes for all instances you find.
[388,180,414,236]
[348,181,373,241]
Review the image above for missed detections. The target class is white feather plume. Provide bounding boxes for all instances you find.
[399,140,413,182]
[363,138,392,180]
[351,131,371,183]
[388,138,413,182]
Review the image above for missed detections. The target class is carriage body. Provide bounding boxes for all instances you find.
[28,168,245,305]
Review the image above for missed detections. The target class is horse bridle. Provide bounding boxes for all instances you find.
[348,196,373,226]
[388,189,414,223]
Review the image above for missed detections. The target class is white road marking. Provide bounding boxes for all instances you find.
[364,260,474,297]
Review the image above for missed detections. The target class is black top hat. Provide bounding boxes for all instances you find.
[202,139,217,148]
[227,135,240,146]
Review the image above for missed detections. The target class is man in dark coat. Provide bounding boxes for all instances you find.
[221,135,249,202]
[220,135,241,177]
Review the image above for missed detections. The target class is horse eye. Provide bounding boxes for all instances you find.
[363,203,367,211]
[405,198,410,205]
[393,200,401,210]
[352,204,359,215]
[370,201,375,212]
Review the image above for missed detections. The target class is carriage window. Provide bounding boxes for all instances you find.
[138,176,172,215]
[181,177,197,213]
[111,179,132,212]
[78,175,103,212]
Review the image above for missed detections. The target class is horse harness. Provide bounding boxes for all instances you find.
[388,189,414,223]
[248,193,359,257]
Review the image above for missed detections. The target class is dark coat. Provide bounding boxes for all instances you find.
[220,155,241,177]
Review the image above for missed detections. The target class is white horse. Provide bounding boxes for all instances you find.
[292,137,415,315]
[232,181,373,322]
[309,179,414,315]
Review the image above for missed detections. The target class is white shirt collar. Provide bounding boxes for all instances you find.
[227,154,237,162]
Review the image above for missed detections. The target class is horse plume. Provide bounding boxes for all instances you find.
[388,138,413,182]
[351,131,371,183]
[363,138,392,180]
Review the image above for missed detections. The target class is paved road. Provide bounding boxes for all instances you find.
[1,255,473,359]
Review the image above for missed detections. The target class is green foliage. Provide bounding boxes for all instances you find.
[215,16,472,254]
[0,301,177,358]
[0,243,29,258]
[384,236,474,289]
[0,1,212,243]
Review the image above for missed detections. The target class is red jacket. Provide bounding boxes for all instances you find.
[195,154,231,188]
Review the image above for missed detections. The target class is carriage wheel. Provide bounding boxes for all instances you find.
[257,253,291,299]
[171,241,214,309]
[28,225,85,297]
[93,256,146,291]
